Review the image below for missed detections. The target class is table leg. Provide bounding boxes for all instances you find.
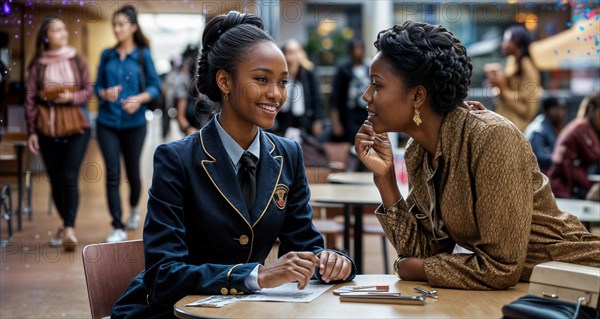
[343,205,351,254]
[354,205,363,274]
[15,144,24,232]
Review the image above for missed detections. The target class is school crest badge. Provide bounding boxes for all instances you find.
[273,184,289,210]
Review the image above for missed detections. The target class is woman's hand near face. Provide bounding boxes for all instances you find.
[355,120,401,208]
[355,120,394,177]
[257,251,317,290]
[316,250,352,283]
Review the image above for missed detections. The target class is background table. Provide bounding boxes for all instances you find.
[174,274,529,318]
[327,172,374,185]
[309,184,383,273]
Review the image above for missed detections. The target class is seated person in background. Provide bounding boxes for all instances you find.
[356,21,600,290]
[548,93,600,200]
[524,96,567,173]
[112,12,355,318]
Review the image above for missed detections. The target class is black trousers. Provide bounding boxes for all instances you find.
[96,123,146,230]
[38,129,90,228]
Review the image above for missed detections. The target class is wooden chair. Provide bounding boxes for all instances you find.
[0,132,32,231]
[323,142,351,172]
[0,184,13,248]
[82,240,144,319]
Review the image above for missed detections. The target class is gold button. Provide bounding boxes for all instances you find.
[230,288,238,295]
[239,235,249,245]
[220,287,228,295]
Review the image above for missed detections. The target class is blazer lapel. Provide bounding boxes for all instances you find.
[199,119,252,225]
[252,131,283,227]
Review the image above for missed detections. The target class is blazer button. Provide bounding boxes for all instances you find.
[239,235,249,245]
[220,287,228,295]
[230,288,238,295]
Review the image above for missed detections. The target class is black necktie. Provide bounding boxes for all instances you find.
[238,152,257,212]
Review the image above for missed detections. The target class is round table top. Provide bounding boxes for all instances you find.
[174,274,530,319]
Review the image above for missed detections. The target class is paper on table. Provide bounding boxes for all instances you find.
[242,280,332,303]
[186,295,242,308]
[186,280,333,307]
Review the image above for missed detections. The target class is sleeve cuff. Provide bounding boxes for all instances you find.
[375,198,407,217]
[244,264,261,291]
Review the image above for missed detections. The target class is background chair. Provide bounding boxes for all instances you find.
[82,239,144,319]
[0,184,13,248]
[0,132,32,231]
[306,166,345,250]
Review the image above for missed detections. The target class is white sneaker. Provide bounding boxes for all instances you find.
[126,208,141,230]
[106,229,127,243]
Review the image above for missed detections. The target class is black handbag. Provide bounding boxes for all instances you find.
[502,294,599,319]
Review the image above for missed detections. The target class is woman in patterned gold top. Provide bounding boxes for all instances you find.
[355,21,600,290]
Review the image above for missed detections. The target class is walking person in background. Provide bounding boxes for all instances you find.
[524,96,567,173]
[95,5,161,242]
[485,24,542,132]
[330,39,370,144]
[25,16,92,250]
[162,55,189,137]
[275,39,324,138]
[548,93,600,200]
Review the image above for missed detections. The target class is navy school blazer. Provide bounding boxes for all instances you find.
[112,118,356,318]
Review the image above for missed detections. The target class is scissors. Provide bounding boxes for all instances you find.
[414,287,439,299]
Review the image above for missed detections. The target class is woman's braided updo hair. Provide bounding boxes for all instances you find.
[196,11,274,103]
[374,21,472,115]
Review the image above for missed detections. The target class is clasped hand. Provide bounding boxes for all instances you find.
[257,251,352,290]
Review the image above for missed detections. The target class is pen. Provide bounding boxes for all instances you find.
[351,285,389,290]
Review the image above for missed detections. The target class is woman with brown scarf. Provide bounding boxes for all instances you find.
[25,16,92,250]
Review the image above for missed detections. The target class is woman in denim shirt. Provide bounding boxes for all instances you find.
[95,5,161,242]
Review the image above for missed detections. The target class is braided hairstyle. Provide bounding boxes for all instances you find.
[196,11,274,103]
[374,21,472,115]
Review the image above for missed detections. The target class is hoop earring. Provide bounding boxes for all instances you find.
[413,107,422,126]
[223,92,229,101]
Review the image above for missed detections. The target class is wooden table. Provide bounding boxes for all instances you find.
[174,274,529,318]
[328,172,374,185]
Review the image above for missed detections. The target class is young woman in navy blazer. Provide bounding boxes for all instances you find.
[112,11,356,318]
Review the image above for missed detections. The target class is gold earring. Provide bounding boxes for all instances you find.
[223,92,229,101]
[413,107,422,126]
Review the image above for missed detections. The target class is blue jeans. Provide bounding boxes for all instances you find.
[96,123,146,230]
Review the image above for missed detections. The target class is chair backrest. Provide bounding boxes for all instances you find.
[82,239,144,319]
[305,166,332,184]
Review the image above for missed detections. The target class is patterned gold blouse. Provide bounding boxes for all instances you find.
[376,106,600,290]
